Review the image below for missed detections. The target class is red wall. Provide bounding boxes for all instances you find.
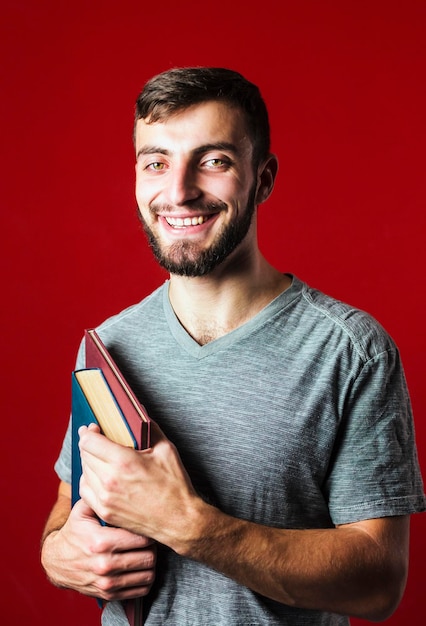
[1,1,425,623]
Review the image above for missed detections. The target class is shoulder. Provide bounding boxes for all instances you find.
[294,278,398,365]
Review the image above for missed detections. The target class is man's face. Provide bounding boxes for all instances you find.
[134,101,259,277]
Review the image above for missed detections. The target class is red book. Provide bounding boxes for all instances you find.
[85,329,150,449]
[84,328,151,625]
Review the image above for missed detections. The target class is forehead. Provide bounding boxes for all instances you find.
[134,100,252,157]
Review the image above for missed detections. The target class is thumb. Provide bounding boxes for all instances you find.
[148,419,169,447]
[72,497,99,522]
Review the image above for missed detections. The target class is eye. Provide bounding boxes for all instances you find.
[146,161,165,171]
[203,157,229,169]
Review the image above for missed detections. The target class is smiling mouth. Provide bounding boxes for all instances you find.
[165,215,212,228]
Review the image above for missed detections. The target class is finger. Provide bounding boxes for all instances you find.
[107,528,156,552]
[71,497,103,526]
[78,423,101,437]
[78,426,119,461]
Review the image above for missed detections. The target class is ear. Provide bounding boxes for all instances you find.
[255,154,279,205]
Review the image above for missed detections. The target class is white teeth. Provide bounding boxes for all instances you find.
[165,215,208,228]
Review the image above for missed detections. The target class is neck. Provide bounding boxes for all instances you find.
[168,249,291,345]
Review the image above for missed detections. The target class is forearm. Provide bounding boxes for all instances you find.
[173,502,409,621]
[41,482,71,544]
[40,482,72,586]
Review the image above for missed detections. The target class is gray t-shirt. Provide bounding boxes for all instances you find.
[55,275,426,625]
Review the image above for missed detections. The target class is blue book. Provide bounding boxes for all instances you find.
[71,368,137,506]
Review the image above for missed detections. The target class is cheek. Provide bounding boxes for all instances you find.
[135,176,163,207]
[135,181,152,209]
[206,178,245,207]
[135,186,144,205]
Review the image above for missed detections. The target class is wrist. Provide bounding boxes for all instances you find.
[173,498,240,562]
[40,528,62,580]
[41,527,61,546]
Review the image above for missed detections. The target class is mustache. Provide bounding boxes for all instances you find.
[149,200,227,216]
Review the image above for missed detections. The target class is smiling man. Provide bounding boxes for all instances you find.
[41,67,425,626]
[134,101,264,279]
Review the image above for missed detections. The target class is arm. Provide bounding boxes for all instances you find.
[41,480,71,543]
[79,423,410,621]
[40,480,156,602]
[183,507,409,621]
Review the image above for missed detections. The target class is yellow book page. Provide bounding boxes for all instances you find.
[75,369,135,447]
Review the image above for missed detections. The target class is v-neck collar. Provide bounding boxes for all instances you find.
[162,274,303,359]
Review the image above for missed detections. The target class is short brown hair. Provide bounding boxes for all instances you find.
[134,67,271,168]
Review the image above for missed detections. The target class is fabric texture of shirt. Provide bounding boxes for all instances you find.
[55,275,426,625]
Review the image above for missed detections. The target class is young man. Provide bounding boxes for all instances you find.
[41,67,426,625]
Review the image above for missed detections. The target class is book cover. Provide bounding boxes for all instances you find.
[71,369,101,506]
[84,329,151,450]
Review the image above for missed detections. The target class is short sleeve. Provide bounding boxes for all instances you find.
[325,346,426,524]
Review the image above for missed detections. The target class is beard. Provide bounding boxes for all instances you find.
[137,185,257,277]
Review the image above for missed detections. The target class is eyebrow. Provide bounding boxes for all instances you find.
[136,142,239,160]
[136,146,168,159]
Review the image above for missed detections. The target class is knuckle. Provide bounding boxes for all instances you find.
[92,554,113,577]
[96,577,116,600]
[88,535,108,555]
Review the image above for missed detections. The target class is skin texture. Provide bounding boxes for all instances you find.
[41,101,410,620]
[41,481,156,601]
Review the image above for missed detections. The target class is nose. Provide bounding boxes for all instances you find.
[164,163,201,206]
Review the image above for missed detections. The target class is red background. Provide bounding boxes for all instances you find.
[1,1,425,624]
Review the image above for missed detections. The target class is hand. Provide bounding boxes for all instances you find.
[78,421,203,552]
[41,497,156,601]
